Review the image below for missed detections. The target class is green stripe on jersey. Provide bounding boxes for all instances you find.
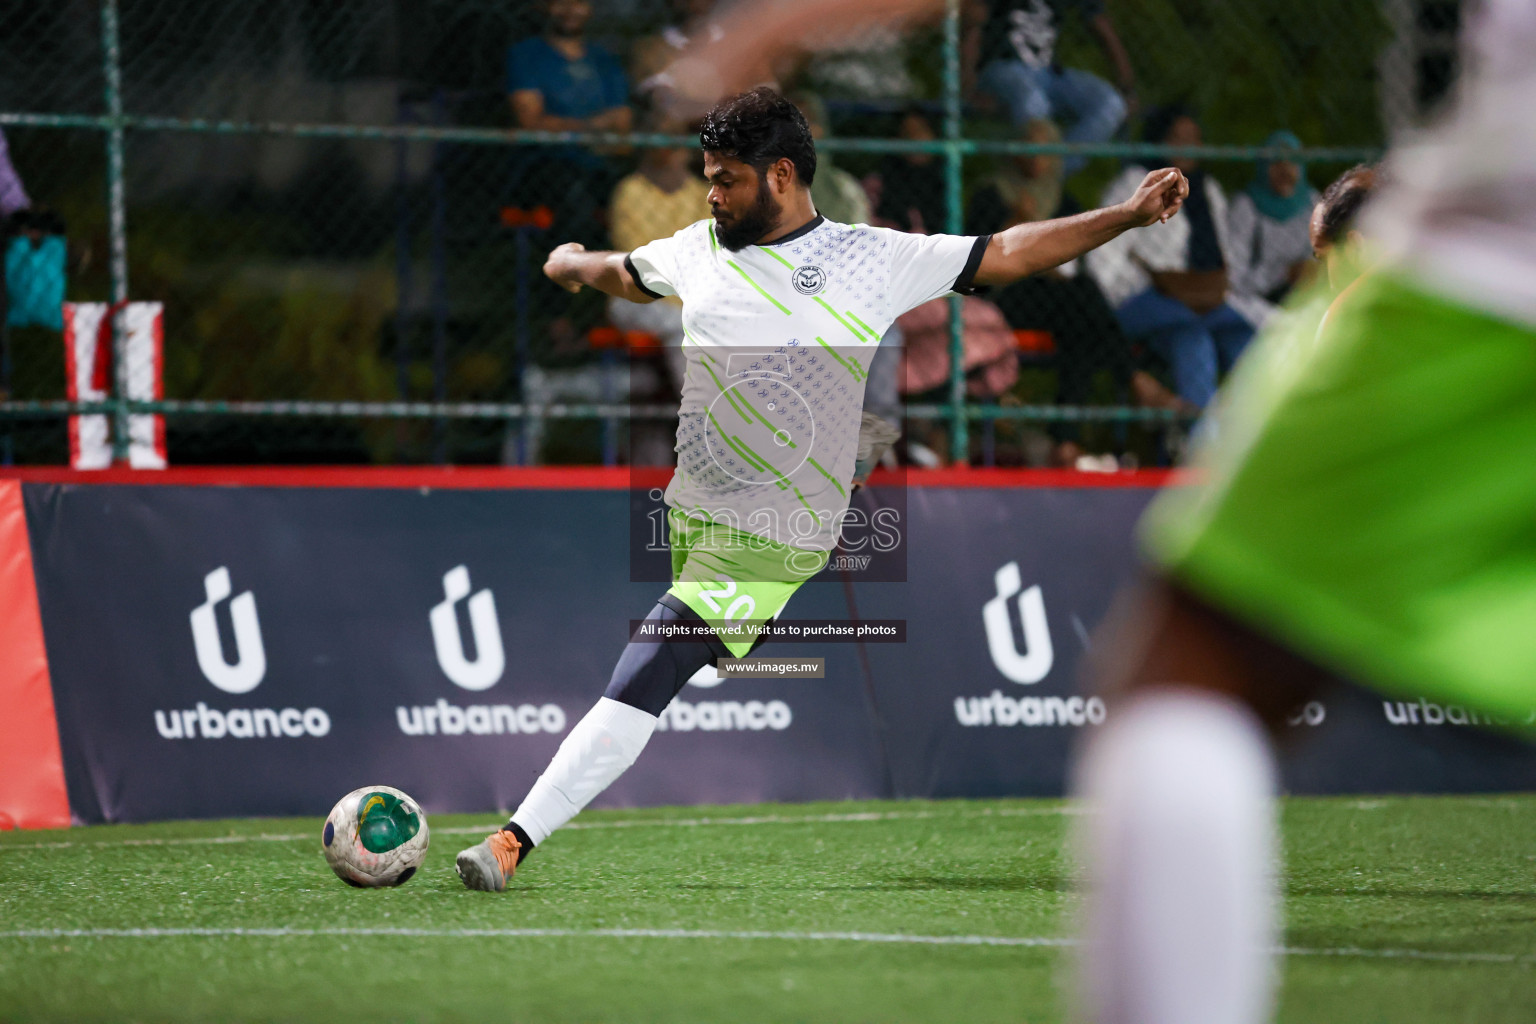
[701,360,755,425]
[733,439,813,511]
[706,412,773,481]
[727,260,792,315]
[704,409,787,490]
[726,435,770,474]
[846,309,880,340]
[814,335,867,382]
[731,435,794,485]
[733,391,799,449]
[806,456,846,498]
[814,296,871,342]
[702,362,793,444]
[759,247,796,270]
[724,389,756,425]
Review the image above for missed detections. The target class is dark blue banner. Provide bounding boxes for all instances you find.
[22,480,1536,824]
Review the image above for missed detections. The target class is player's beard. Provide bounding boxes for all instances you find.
[712,177,780,251]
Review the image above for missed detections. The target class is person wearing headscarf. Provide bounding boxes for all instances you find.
[1227,130,1320,305]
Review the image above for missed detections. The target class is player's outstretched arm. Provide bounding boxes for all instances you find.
[973,168,1189,287]
[664,0,943,113]
[543,242,658,303]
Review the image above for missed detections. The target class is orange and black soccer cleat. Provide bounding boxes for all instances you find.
[455,829,522,892]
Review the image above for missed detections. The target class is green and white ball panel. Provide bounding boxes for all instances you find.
[321,785,430,888]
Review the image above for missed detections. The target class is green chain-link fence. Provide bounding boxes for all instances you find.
[0,0,1455,467]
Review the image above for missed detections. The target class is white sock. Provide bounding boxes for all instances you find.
[510,697,656,846]
[1074,688,1278,1024]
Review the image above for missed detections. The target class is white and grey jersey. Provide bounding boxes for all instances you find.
[1365,0,1536,328]
[626,215,989,550]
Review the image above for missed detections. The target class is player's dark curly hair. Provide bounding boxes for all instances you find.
[699,86,817,187]
[1315,163,1379,246]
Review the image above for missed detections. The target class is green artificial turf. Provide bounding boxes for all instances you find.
[1,796,1533,1022]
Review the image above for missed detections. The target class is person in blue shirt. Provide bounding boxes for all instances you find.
[506,0,632,247]
[963,0,1136,178]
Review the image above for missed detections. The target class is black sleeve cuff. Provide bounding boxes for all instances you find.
[951,234,992,295]
[623,253,666,300]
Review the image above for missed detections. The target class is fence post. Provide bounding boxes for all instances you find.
[101,0,131,463]
[393,96,415,403]
[943,0,967,466]
[429,90,449,465]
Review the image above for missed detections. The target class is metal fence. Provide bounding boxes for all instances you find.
[0,0,1453,467]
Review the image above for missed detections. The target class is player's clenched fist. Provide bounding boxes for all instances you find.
[1121,168,1190,227]
[544,242,588,293]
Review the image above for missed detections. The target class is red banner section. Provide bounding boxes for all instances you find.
[0,481,70,829]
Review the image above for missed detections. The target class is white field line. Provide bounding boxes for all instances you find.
[5,796,1509,852]
[0,927,1529,964]
[0,806,1083,851]
[0,927,1072,948]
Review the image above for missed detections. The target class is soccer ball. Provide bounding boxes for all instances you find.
[322,785,430,887]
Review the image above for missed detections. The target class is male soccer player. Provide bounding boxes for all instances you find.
[456,85,1189,890]
[1072,3,1536,1021]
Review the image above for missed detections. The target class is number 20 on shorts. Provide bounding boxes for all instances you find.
[698,574,756,626]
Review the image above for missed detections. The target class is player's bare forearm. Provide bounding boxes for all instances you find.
[666,0,943,108]
[510,92,622,134]
[543,243,656,303]
[975,206,1137,285]
[973,168,1188,286]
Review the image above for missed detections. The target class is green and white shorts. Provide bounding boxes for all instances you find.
[665,509,828,657]
[1142,267,1536,725]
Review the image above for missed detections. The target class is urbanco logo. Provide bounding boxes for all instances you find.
[668,651,797,733]
[981,562,1054,684]
[189,567,266,694]
[166,567,328,740]
[430,565,505,691]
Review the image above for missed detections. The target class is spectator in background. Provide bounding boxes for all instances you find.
[966,118,1182,465]
[1086,107,1264,409]
[897,294,1019,404]
[871,106,948,234]
[963,0,1134,177]
[0,126,31,402]
[790,93,871,225]
[1227,130,1319,305]
[506,0,632,245]
[0,129,29,220]
[5,209,66,333]
[879,110,1020,453]
[605,114,711,391]
[967,115,1075,227]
